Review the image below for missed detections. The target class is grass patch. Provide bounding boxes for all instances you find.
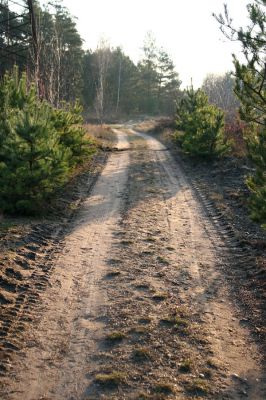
[132,346,152,362]
[187,378,209,396]
[166,246,175,251]
[206,358,219,370]
[106,331,126,342]
[105,270,121,278]
[159,315,189,328]
[136,392,150,399]
[130,326,149,335]
[141,250,154,256]
[175,317,189,328]
[152,292,168,301]
[95,371,126,387]
[107,258,122,265]
[135,283,150,290]
[0,221,18,233]
[85,124,116,149]
[179,359,193,373]
[154,382,174,395]
[157,256,170,265]
[159,313,191,336]
[138,317,151,324]
[209,191,223,202]
[159,317,176,327]
[121,239,133,246]
[145,237,157,242]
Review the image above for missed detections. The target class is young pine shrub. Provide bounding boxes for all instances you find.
[0,98,70,214]
[214,1,266,226]
[245,125,266,227]
[0,69,89,215]
[176,87,229,158]
[52,102,95,167]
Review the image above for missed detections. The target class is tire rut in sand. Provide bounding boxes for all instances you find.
[0,133,130,400]
[86,128,264,399]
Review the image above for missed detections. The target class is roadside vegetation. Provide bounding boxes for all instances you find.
[172,0,265,227]
[175,86,228,158]
[214,0,266,227]
[0,68,95,214]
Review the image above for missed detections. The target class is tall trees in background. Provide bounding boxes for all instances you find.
[137,32,159,113]
[0,0,30,75]
[0,0,84,105]
[81,33,181,118]
[0,2,180,116]
[82,45,140,119]
[201,73,239,122]
[93,39,111,123]
[36,2,84,105]
[137,32,181,115]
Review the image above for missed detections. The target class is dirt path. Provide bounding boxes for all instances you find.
[0,126,265,399]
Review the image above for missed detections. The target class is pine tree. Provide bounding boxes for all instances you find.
[0,69,70,214]
[157,48,181,114]
[137,32,159,114]
[52,102,94,166]
[246,124,266,225]
[176,87,228,158]
[0,68,92,214]
[215,0,266,225]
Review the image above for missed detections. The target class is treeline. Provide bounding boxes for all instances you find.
[83,35,181,120]
[0,2,181,119]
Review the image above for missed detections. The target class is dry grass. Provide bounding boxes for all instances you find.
[134,118,173,134]
[84,124,117,149]
[138,317,152,324]
[154,382,174,395]
[130,325,150,335]
[132,346,152,362]
[157,255,170,265]
[95,371,126,387]
[152,292,168,301]
[186,378,210,396]
[106,331,126,342]
[105,270,121,278]
[179,359,193,373]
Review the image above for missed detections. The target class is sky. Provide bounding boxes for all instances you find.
[56,0,249,88]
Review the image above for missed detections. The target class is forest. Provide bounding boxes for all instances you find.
[0,1,181,117]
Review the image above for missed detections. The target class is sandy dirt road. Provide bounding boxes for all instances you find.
[0,126,265,399]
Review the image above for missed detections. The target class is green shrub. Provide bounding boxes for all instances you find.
[214,1,266,225]
[52,102,94,166]
[245,125,266,226]
[0,68,93,214]
[176,87,228,158]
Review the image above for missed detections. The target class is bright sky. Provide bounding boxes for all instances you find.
[59,0,249,88]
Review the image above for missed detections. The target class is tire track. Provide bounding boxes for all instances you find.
[132,128,265,399]
[0,133,130,400]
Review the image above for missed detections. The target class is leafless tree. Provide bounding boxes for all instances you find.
[202,72,240,122]
[94,38,111,123]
